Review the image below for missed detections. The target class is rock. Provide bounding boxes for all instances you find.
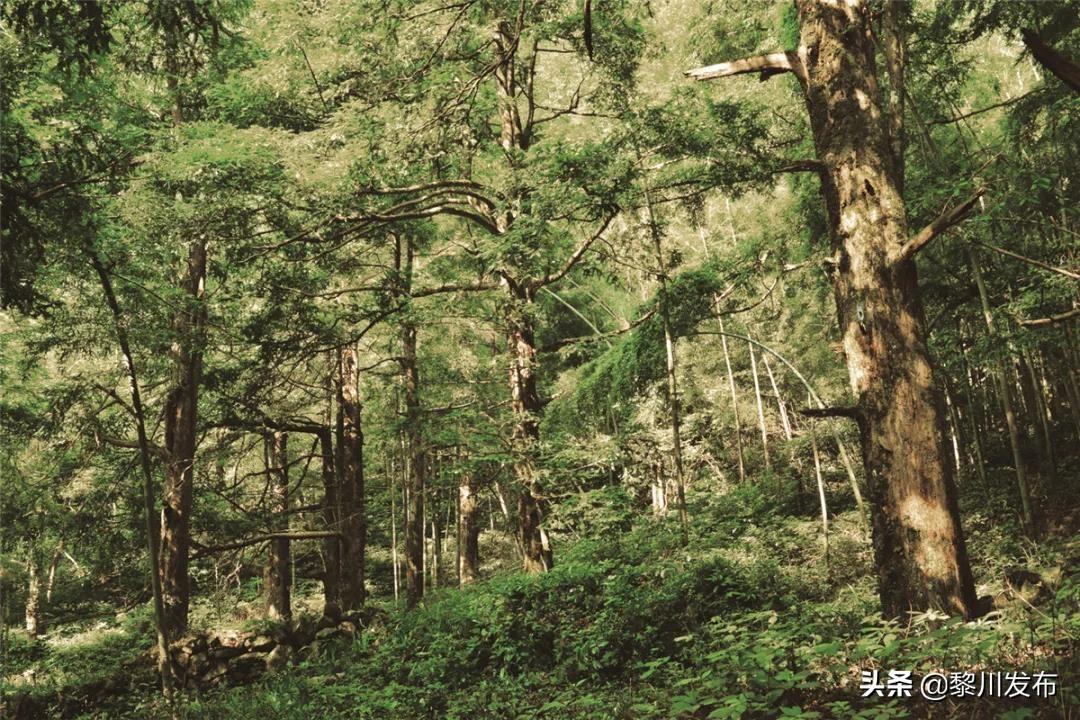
[228,655,266,682]
[266,643,293,672]
[210,645,247,660]
[191,652,209,674]
[315,626,341,641]
[204,660,229,684]
[1005,567,1049,604]
[248,634,276,652]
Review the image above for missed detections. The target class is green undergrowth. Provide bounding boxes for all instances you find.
[7,482,1077,719]
[174,485,1077,720]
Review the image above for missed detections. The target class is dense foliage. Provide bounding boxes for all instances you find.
[1,0,1077,718]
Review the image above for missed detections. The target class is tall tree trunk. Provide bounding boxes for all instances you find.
[836,436,870,534]
[969,248,1036,535]
[160,237,206,639]
[88,250,174,693]
[45,542,63,604]
[506,281,552,572]
[798,0,977,617]
[391,454,400,601]
[747,333,770,470]
[431,479,441,589]
[1020,350,1057,484]
[641,168,688,533]
[808,403,830,571]
[691,0,980,617]
[318,426,341,619]
[763,356,793,441]
[396,235,427,608]
[264,431,291,621]
[336,345,365,610]
[25,547,43,637]
[717,316,745,482]
[458,470,480,585]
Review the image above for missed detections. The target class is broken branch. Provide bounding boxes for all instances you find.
[686,51,803,82]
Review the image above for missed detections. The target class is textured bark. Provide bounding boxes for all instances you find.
[336,345,366,609]
[160,238,206,637]
[793,0,977,618]
[264,432,292,621]
[458,471,480,585]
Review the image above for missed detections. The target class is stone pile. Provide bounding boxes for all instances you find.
[173,613,367,689]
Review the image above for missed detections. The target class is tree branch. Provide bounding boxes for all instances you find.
[973,239,1080,281]
[799,406,863,421]
[541,308,656,352]
[1020,307,1080,328]
[686,51,803,83]
[772,159,827,175]
[927,92,1033,126]
[1022,28,1080,94]
[191,531,343,559]
[96,431,170,460]
[536,211,617,287]
[890,187,986,265]
[411,280,499,298]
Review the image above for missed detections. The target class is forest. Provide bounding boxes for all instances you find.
[0,0,1077,718]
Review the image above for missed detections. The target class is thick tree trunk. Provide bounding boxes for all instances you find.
[336,345,366,610]
[160,238,206,637]
[264,431,292,621]
[458,471,481,585]
[506,282,552,572]
[794,0,977,618]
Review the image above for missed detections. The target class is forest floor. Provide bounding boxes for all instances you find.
[3,473,1077,720]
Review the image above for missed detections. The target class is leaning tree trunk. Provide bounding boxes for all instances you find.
[506,281,553,573]
[336,345,366,610]
[160,237,206,637]
[264,431,292,621]
[794,0,977,618]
